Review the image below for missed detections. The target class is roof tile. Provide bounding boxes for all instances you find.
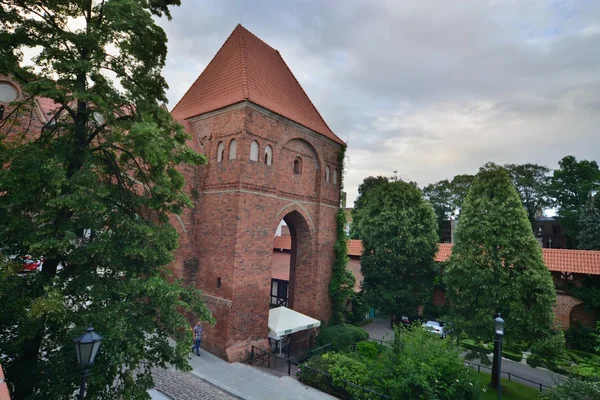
[273,238,600,275]
[171,25,344,145]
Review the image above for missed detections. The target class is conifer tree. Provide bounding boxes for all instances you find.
[444,163,556,388]
[0,1,214,398]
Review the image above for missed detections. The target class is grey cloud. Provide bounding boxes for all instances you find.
[159,0,600,206]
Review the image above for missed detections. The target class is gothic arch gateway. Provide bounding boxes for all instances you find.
[170,25,345,361]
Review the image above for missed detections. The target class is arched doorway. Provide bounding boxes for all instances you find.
[570,303,596,328]
[271,209,315,316]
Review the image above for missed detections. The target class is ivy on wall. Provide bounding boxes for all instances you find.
[329,145,356,324]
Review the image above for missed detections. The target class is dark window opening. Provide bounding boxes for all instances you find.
[293,157,302,175]
[217,277,221,288]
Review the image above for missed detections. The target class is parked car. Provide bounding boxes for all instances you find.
[422,320,454,339]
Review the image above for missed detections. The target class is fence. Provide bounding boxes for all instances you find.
[463,360,550,392]
[249,345,390,399]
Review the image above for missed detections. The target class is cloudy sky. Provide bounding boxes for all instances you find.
[157,0,600,205]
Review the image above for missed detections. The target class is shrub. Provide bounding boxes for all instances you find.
[316,324,369,352]
[345,291,370,325]
[530,332,567,370]
[565,325,598,353]
[356,341,379,359]
[389,328,482,400]
[297,355,336,394]
[538,377,600,400]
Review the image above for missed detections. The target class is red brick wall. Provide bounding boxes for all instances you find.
[0,75,46,142]
[171,102,342,361]
[0,364,10,400]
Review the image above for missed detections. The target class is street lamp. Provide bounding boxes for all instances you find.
[494,314,505,400]
[74,325,103,399]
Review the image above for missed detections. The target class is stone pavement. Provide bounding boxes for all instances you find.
[186,348,336,400]
[153,367,236,400]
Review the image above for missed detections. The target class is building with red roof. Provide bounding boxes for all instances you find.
[273,237,599,329]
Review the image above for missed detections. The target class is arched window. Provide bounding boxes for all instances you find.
[264,145,273,166]
[0,82,18,103]
[293,157,302,175]
[229,139,237,160]
[217,142,224,162]
[333,169,338,185]
[250,140,259,162]
[325,166,330,182]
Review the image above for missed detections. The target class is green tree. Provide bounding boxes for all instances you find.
[353,179,439,318]
[0,1,214,399]
[444,163,556,388]
[350,176,389,239]
[423,179,453,240]
[504,163,551,227]
[423,174,474,241]
[578,194,600,250]
[549,156,600,248]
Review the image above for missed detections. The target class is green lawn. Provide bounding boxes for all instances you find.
[477,372,541,400]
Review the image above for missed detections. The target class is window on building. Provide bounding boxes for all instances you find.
[229,139,237,160]
[250,140,259,161]
[293,157,302,175]
[0,82,18,103]
[217,142,224,162]
[333,169,338,185]
[325,166,330,182]
[217,277,222,288]
[264,145,273,166]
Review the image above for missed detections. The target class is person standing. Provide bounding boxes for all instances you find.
[191,321,203,356]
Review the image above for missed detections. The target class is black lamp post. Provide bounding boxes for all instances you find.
[494,314,505,400]
[74,325,103,399]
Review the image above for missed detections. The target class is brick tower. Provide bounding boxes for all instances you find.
[170,25,345,361]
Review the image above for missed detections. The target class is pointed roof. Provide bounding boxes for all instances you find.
[171,25,344,145]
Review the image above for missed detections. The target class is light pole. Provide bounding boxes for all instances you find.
[494,314,505,400]
[74,325,103,399]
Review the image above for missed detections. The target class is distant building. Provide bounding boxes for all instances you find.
[533,217,567,249]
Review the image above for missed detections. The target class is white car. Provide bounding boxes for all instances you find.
[422,321,451,339]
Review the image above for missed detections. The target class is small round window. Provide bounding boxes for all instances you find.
[0,82,18,103]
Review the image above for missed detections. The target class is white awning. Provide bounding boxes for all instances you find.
[268,306,321,337]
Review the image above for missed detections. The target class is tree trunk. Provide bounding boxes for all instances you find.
[490,339,500,389]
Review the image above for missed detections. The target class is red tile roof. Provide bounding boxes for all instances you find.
[542,248,600,275]
[273,238,600,275]
[273,235,291,251]
[436,243,453,262]
[348,240,363,257]
[171,24,344,145]
[273,235,363,257]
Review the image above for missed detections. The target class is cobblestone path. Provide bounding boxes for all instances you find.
[152,367,237,400]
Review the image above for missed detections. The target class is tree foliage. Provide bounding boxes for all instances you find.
[445,164,556,345]
[0,1,214,398]
[578,194,600,250]
[329,209,356,325]
[353,179,439,317]
[423,174,474,241]
[504,163,551,227]
[350,176,389,239]
[549,156,600,248]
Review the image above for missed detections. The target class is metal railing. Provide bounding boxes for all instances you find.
[463,360,550,392]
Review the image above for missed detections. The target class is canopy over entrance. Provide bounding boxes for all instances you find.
[268,306,321,337]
